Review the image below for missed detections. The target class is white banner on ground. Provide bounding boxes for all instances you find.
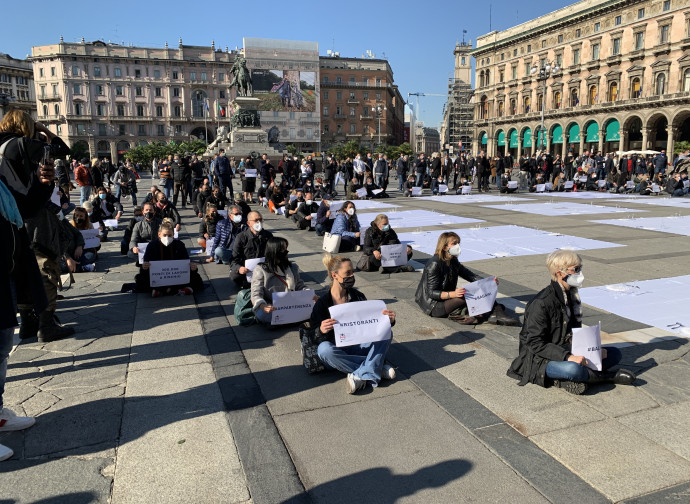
[329,300,392,347]
[270,289,315,325]
[411,187,422,196]
[103,219,119,228]
[356,187,368,198]
[205,237,215,257]
[356,210,482,229]
[245,169,257,178]
[137,242,149,263]
[80,229,100,249]
[572,324,603,371]
[149,260,190,287]
[245,257,265,283]
[380,243,408,267]
[484,202,645,216]
[464,276,498,316]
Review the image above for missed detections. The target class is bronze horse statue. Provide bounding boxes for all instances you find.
[230,56,252,97]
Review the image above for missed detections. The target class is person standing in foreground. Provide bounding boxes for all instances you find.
[310,254,397,394]
[507,250,636,395]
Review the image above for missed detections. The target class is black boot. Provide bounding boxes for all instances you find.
[486,303,520,326]
[37,310,75,343]
[587,368,636,386]
[18,309,39,340]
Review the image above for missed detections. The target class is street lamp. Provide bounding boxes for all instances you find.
[530,61,559,151]
[371,104,387,146]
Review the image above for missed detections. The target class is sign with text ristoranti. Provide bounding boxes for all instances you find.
[329,300,391,347]
[149,260,190,287]
[380,244,407,267]
[270,289,315,325]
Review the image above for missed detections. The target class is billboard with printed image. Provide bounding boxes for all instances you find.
[251,69,316,112]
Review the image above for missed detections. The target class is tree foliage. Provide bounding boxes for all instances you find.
[123,140,207,165]
[674,141,690,155]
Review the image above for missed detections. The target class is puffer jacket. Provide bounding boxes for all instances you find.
[414,255,479,315]
[506,281,577,387]
[331,213,360,239]
[198,214,223,238]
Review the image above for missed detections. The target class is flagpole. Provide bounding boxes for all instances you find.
[204,98,209,145]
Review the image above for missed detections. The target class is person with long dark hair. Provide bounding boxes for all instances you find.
[330,201,361,252]
[250,237,316,325]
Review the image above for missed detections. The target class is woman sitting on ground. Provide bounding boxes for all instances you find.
[61,207,98,273]
[358,214,414,273]
[268,185,287,215]
[330,200,361,252]
[415,232,518,326]
[250,237,316,325]
[310,254,397,394]
[507,250,636,395]
[138,219,202,297]
[198,203,223,263]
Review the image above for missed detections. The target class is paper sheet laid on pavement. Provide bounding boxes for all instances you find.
[329,300,392,347]
[270,289,315,325]
[463,276,498,316]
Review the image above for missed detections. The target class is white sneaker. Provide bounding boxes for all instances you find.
[0,408,36,432]
[346,373,365,394]
[382,364,397,381]
[0,443,13,462]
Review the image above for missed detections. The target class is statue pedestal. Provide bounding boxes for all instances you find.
[232,96,261,110]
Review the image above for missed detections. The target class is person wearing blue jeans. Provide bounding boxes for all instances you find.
[310,255,396,394]
[507,250,636,395]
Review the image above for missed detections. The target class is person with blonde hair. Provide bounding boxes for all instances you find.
[507,250,635,395]
[358,214,414,273]
[415,232,518,325]
[310,253,397,394]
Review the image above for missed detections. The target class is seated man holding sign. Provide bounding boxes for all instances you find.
[311,254,397,394]
[129,202,161,264]
[507,250,636,395]
[250,237,317,326]
[230,211,274,288]
[137,219,202,297]
[415,232,518,326]
[358,214,414,273]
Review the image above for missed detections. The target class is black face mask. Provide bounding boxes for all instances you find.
[75,217,85,224]
[339,275,355,289]
[277,250,289,263]
[145,211,155,220]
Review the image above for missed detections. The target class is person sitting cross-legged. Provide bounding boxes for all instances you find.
[358,214,414,273]
[506,250,636,395]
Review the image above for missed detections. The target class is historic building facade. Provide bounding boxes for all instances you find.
[471,0,690,158]
[0,53,36,121]
[319,55,405,150]
[415,122,441,156]
[441,42,474,153]
[30,38,237,161]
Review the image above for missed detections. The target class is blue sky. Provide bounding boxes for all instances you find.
[4,0,573,129]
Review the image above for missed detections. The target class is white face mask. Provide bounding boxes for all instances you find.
[448,244,462,257]
[305,199,312,206]
[160,236,173,247]
[252,222,262,232]
[232,214,242,224]
[346,207,355,216]
[565,271,584,288]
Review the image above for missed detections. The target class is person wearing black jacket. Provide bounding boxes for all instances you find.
[294,192,319,230]
[507,250,635,395]
[229,211,274,288]
[396,155,408,192]
[314,195,333,236]
[154,191,181,231]
[310,254,397,394]
[323,156,337,194]
[358,214,413,273]
[137,220,202,296]
[415,153,427,187]
[476,151,491,192]
[415,232,518,325]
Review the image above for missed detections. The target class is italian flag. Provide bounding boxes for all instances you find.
[217,103,226,117]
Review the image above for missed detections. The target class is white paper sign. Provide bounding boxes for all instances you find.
[245,169,257,178]
[411,187,422,196]
[80,229,100,249]
[205,237,216,257]
[564,181,574,189]
[439,184,449,193]
[329,201,344,218]
[218,209,228,218]
[545,182,554,191]
[149,260,190,287]
[579,176,588,183]
[174,230,179,239]
[356,187,368,198]
[270,289,315,325]
[372,188,384,195]
[507,181,518,189]
[50,186,61,207]
[103,219,119,228]
[536,184,546,193]
[289,194,297,203]
[684,180,690,189]
[380,243,408,267]
[572,324,603,371]
[329,300,392,347]
[310,212,317,228]
[651,183,660,193]
[137,242,148,263]
[245,257,265,283]
[597,179,607,188]
[463,276,498,316]
[626,180,635,189]
[461,185,472,195]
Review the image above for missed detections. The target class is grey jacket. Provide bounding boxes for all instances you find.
[129,217,162,251]
[250,262,305,312]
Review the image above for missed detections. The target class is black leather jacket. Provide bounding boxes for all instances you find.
[415,255,479,315]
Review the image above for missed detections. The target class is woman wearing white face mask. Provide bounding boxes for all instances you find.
[137,219,201,297]
[330,201,361,252]
[358,214,414,273]
[507,250,635,395]
[415,232,518,326]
